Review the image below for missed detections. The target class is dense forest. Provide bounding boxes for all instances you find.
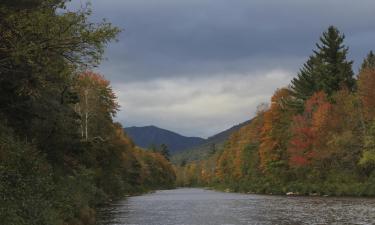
[0,1,175,225]
[176,26,375,197]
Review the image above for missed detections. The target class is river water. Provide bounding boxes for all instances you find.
[97,188,375,225]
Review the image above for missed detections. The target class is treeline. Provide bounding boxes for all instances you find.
[176,26,375,196]
[0,1,175,225]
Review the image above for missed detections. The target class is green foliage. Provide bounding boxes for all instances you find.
[290,56,320,102]
[360,51,375,72]
[314,26,355,94]
[0,2,175,225]
[0,0,119,140]
[241,143,260,179]
[0,123,59,225]
[359,120,375,168]
[290,26,355,104]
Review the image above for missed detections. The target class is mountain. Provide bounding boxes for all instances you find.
[171,119,252,164]
[124,126,205,154]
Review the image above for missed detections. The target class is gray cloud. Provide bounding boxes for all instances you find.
[114,70,292,137]
[70,0,375,137]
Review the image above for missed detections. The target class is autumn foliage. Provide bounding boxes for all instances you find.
[358,70,375,120]
[288,92,331,167]
[259,88,293,172]
[176,27,375,196]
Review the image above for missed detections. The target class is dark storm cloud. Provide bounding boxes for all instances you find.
[69,0,375,137]
[80,0,375,82]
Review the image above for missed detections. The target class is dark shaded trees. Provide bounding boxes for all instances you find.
[360,51,375,72]
[160,144,171,161]
[0,2,176,224]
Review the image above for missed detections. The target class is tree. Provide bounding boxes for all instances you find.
[315,26,355,94]
[358,67,375,170]
[209,143,216,155]
[74,71,119,141]
[360,51,375,72]
[0,123,58,225]
[290,26,355,102]
[325,89,362,171]
[359,121,375,170]
[259,88,294,174]
[0,2,175,224]
[290,56,320,103]
[288,92,331,168]
[0,1,119,127]
[160,144,170,161]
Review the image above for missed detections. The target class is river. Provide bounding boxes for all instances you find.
[97,188,375,225]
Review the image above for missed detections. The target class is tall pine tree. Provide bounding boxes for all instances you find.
[314,26,355,94]
[291,26,355,102]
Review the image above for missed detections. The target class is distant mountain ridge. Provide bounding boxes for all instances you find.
[171,119,252,164]
[124,126,205,154]
[125,120,252,161]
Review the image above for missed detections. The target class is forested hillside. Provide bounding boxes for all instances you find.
[172,120,252,164]
[0,1,175,225]
[176,26,375,196]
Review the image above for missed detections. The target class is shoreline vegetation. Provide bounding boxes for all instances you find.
[183,186,374,199]
[198,185,374,198]
[175,26,375,198]
[0,2,175,225]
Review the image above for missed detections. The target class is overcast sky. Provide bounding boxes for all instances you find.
[71,0,375,138]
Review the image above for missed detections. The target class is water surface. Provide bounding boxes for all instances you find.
[97,188,375,225]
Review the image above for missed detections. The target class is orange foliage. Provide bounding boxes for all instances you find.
[77,71,119,116]
[259,88,293,171]
[215,114,263,182]
[75,71,120,141]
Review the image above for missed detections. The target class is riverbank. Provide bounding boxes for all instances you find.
[197,178,375,197]
[97,188,375,225]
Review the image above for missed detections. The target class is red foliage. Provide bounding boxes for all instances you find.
[288,92,331,168]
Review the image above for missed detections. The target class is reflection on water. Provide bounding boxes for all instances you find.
[97,188,375,225]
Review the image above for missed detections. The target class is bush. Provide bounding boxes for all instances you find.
[0,124,60,225]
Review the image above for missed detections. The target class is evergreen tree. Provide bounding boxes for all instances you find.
[360,51,375,72]
[209,143,216,155]
[290,56,320,101]
[314,26,355,94]
[160,144,170,161]
[290,26,355,102]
